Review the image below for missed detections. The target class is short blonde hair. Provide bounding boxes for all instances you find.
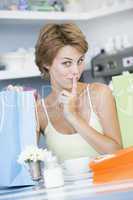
[35,23,88,77]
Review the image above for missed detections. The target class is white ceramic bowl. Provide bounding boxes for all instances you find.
[63,157,90,175]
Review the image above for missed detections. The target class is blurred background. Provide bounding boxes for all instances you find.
[0,0,133,97]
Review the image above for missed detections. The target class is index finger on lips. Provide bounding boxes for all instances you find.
[72,76,77,96]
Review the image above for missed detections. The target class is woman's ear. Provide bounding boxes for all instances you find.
[43,65,50,71]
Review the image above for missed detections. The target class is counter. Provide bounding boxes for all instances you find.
[1,177,133,200]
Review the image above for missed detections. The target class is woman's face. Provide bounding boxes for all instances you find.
[48,45,86,91]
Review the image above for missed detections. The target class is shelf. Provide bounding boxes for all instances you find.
[0,70,41,80]
[0,3,133,80]
[0,10,89,21]
[88,2,133,20]
[0,3,133,21]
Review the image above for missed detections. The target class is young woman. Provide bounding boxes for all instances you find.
[35,23,122,162]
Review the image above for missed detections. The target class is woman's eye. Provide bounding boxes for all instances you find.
[78,58,84,65]
[62,61,72,67]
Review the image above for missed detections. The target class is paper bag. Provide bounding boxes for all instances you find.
[89,147,133,184]
[0,90,37,187]
[112,72,133,148]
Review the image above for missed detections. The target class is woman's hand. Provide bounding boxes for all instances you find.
[58,90,79,123]
[6,84,23,92]
[6,85,40,100]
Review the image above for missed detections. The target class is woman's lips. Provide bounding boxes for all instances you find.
[66,74,79,79]
[66,74,79,80]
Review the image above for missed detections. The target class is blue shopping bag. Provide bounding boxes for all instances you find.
[0,90,37,187]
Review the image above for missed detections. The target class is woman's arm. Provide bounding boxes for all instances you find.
[60,84,122,154]
[36,99,48,143]
[71,84,122,154]
[96,84,122,150]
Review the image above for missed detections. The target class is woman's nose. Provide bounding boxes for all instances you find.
[71,65,79,77]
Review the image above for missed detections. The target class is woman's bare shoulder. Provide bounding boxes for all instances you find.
[78,82,110,95]
[80,82,112,112]
[90,82,114,111]
[89,82,112,97]
[90,82,109,91]
[36,94,51,111]
[77,82,88,95]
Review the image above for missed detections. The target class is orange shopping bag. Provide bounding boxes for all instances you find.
[89,147,133,184]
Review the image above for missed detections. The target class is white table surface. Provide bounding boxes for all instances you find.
[1,175,133,200]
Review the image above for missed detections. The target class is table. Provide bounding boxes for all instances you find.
[1,177,133,200]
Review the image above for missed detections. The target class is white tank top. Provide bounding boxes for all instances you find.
[42,85,103,162]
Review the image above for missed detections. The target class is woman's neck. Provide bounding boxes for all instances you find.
[50,77,63,96]
[51,85,62,98]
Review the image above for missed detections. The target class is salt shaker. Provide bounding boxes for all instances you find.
[43,156,64,189]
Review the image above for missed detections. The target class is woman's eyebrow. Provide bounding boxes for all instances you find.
[62,57,73,61]
[62,55,84,61]
[78,55,85,59]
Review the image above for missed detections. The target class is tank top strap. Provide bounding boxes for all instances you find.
[41,99,50,123]
[86,84,94,113]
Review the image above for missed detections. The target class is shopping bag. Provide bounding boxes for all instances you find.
[0,90,37,187]
[89,147,133,184]
[112,72,133,148]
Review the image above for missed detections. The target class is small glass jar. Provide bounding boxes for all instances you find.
[28,160,42,181]
[43,156,64,189]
